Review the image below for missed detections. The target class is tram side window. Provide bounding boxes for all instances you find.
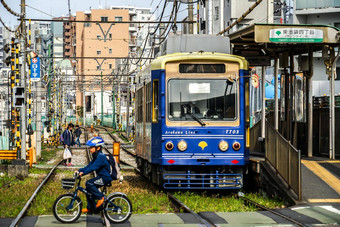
[146,83,152,122]
[152,80,159,123]
[137,88,143,123]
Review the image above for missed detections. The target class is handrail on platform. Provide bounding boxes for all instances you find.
[265,121,301,200]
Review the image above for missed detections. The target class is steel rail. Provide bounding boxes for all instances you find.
[237,192,307,227]
[9,159,64,227]
[167,192,217,227]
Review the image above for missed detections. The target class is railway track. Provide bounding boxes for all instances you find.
[94,126,136,168]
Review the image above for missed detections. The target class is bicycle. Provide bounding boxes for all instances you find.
[52,172,132,224]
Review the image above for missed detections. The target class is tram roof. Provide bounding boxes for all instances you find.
[151,52,248,70]
[228,23,340,60]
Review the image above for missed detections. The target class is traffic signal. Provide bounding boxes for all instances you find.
[4,44,12,66]
[13,86,25,107]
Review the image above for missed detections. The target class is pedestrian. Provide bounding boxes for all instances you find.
[74,125,82,147]
[61,123,75,166]
[75,137,113,213]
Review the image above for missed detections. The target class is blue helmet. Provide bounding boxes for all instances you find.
[86,136,105,147]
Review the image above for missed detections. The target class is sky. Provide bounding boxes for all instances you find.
[0,0,181,28]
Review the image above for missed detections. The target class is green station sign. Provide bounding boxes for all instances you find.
[269,28,323,43]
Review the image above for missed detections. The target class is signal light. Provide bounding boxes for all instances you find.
[4,56,12,66]
[165,142,174,151]
[232,142,241,151]
[4,44,10,53]
[13,86,25,107]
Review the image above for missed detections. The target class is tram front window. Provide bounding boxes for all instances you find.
[168,79,237,122]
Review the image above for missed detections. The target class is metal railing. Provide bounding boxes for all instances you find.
[296,0,340,9]
[265,121,301,200]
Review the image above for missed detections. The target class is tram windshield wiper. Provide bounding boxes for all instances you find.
[187,108,206,127]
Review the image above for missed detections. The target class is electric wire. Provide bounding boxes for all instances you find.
[0,0,20,17]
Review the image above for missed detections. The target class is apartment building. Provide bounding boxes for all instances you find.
[75,8,130,118]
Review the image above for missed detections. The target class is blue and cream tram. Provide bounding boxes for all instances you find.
[135,52,249,189]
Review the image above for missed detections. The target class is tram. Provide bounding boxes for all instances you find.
[135,52,250,189]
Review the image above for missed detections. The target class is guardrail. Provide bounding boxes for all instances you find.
[265,121,301,200]
[0,150,17,159]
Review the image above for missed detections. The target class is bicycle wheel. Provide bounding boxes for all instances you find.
[104,194,132,223]
[53,194,82,223]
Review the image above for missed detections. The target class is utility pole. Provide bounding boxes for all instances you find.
[83,89,86,127]
[36,80,42,158]
[188,0,193,34]
[20,0,27,159]
[101,71,104,126]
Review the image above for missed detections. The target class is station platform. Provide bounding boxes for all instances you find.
[301,157,340,204]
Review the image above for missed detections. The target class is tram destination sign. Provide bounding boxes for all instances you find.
[269,28,323,43]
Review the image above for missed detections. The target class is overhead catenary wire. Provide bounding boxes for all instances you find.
[217,0,263,35]
[0,0,21,17]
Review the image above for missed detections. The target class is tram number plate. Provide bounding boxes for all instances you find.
[226,130,239,134]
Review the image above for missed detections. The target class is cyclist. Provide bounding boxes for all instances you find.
[75,136,112,213]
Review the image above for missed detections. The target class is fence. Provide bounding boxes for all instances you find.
[265,121,301,200]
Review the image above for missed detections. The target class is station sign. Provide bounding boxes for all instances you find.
[269,28,323,43]
[30,57,41,81]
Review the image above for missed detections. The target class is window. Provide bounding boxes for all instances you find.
[109,64,112,69]
[168,79,238,122]
[97,65,100,70]
[109,48,112,54]
[97,35,101,40]
[152,80,159,123]
[109,33,112,39]
[84,23,91,27]
[215,6,219,20]
[115,16,123,22]
[97,50,101,55]
[101,17,108,22]
[179,64,225,73]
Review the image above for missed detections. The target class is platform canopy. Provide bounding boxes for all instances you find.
[228,23,340,62]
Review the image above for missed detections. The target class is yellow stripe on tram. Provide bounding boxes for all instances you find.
[302,160,340,195]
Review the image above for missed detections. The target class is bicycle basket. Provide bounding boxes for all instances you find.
[61,178,76,189]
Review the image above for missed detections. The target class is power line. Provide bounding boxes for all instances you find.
[22,18,196,24]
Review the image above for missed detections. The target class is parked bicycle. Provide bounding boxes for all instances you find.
[52,172,132,223]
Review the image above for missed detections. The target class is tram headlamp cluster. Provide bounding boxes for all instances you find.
[177,140,188,152]
[165,142,174,151]
[219,140,229,152]
[232,142,241,151]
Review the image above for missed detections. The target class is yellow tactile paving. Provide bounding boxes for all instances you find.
[307,199,340,203]
[316,160,340,164]
[302,160,340,195]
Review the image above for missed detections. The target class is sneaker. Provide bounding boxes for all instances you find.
[82,208,89,213]
[96,197,105,208]
[67,163,73,166]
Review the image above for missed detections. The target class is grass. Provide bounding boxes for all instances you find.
[0,168,284,217]
[38,146,60,165]
[173,191,284,213]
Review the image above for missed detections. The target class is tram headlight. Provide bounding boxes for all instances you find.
[177,140,188,152]
[165,142,174,151]
[232,142,241,151]
[219,140,229,152]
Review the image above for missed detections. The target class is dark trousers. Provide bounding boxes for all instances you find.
[85,176,111,211]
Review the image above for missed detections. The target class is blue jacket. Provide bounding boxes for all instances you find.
[62,129,75,146]
[79,151,112,181]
